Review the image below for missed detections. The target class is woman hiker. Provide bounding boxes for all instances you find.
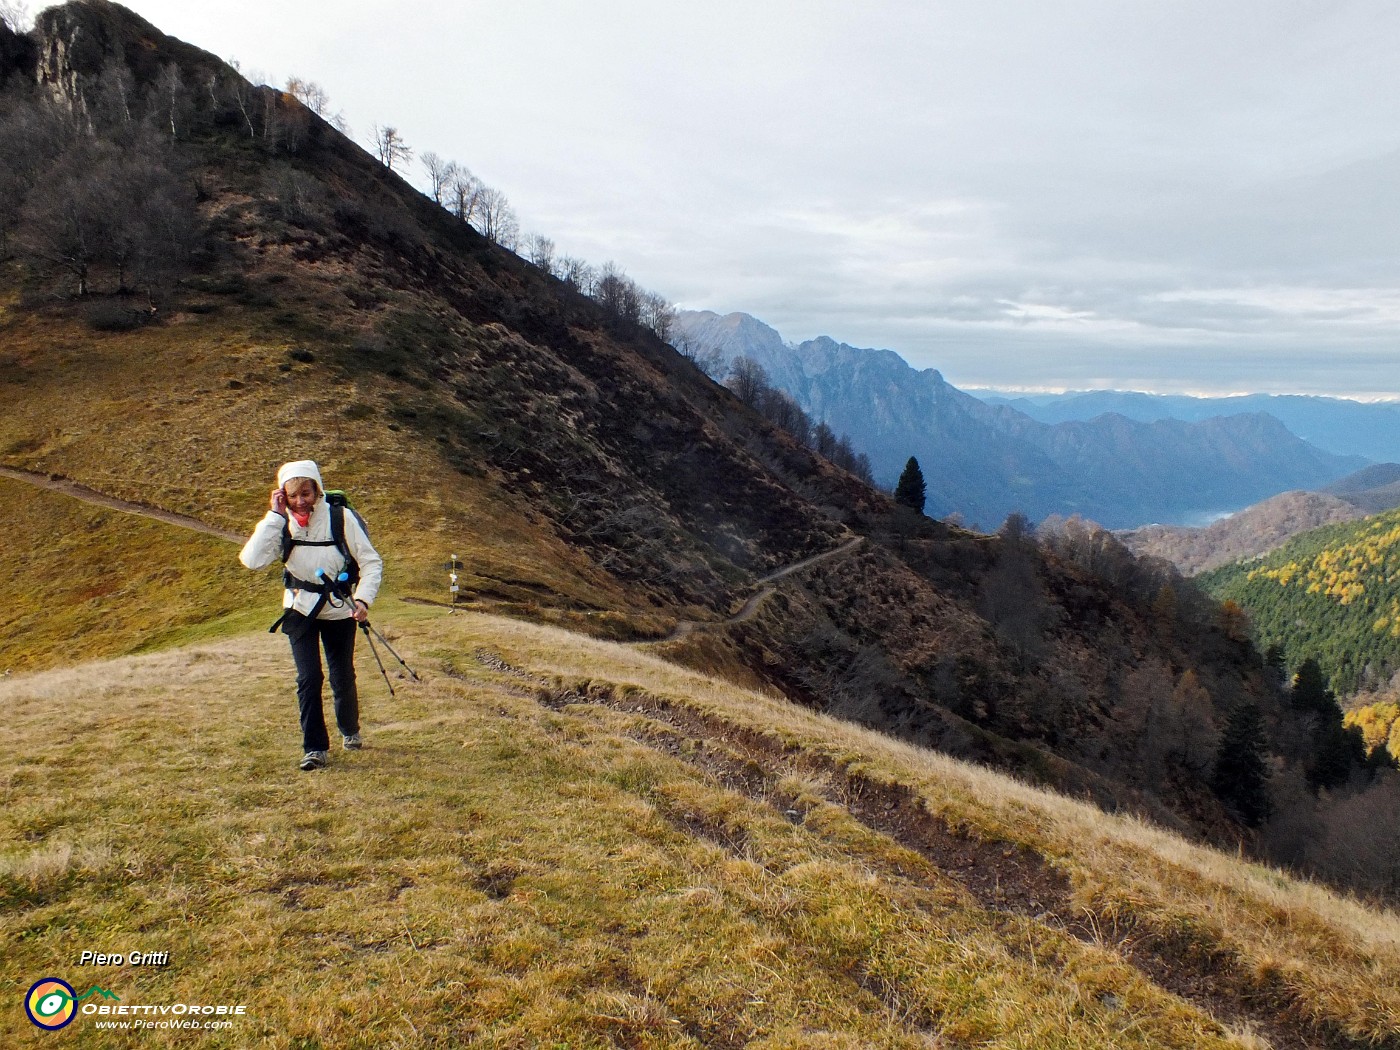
[240,460,383,771]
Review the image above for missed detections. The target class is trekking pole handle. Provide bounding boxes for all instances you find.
[315,568,355,600]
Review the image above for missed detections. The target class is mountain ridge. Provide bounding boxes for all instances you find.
[982,387,1400,462]
[676,309,1364,529]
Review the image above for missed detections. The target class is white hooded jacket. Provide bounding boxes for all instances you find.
[239,461,383,620]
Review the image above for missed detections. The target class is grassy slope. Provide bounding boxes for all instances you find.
[3,522,1399,1048]
[0,49,1288,840]
[0,291,665,671]
[0,477,270,673]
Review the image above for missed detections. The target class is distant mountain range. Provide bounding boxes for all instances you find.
[978,389,1400,463]
[676,310,1366,529]
[1321,462,1400,512]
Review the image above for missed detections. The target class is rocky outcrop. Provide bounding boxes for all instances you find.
[17,1,231,117]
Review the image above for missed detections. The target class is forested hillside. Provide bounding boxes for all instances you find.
[1200,508,1400,695]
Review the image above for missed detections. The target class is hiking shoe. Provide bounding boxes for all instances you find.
[342,733,363,751]
[299,750,328,771]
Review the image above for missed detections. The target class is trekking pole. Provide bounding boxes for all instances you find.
[359,623,397,698]
[316,569,421,684]
[361,621,420,681]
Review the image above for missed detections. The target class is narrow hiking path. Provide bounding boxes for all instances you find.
[3,462,865,643]
[642,536,865,644]
[0,464,245,543]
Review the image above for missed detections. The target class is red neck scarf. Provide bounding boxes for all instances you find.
[291,509,311,529]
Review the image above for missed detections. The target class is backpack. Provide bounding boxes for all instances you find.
[279,490,368,588]
[269,491,369,637]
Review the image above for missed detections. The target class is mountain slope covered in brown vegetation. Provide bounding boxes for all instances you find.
[1118,491,1368,576]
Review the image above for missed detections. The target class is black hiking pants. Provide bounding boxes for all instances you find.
[289,617,360,752]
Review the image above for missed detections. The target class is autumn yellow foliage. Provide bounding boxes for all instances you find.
[1346,700,1400,761]
[1249,517,1400,612]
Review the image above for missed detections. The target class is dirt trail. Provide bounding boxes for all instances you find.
[3,464,861,638]
[0,465,244,543]
[646,536,864,644]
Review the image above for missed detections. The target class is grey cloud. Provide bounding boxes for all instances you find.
[120,0,1400,397]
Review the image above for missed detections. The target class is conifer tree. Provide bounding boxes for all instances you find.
[894,456,926,514]
[1291,658,1334,715]
[1213,702,1271,827]
[1291,657,1366,790]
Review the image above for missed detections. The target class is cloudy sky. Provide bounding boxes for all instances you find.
[93,1,1400,397]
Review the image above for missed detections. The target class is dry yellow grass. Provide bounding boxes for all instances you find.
[0,477,270,674]
[3,603,1397,1048]
[0,304,634,649]
[0,295,661,673]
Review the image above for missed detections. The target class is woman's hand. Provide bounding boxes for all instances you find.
[269,487,288,516]
[353,599,370,623]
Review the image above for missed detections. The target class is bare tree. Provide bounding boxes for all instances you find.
[726,356,769,406]
[525,232,556,275]
[447,166,482,225]
[640,290,676,341]
[17,134,198,301]
[474,185,518,247]
[258,85,285,150]
[93,59,136,134]
[977,515,1052,667]
[371,123,412,172]
[1171,669,1219,774]
[17,142,106,295]
[223,63,262,140]
[593,262,641,323]
[420,151,457,206]
[284,77,330,118]
[0,91,74,253]
[1119,662,1177,780]
[558,255,595,295]
[151,64,190,143]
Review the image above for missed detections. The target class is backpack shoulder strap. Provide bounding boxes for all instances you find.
[328,497,349,561]
[325,492,360,584]
[279,499,347,564]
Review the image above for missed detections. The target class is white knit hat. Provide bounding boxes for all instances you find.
[276,459,325,491]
